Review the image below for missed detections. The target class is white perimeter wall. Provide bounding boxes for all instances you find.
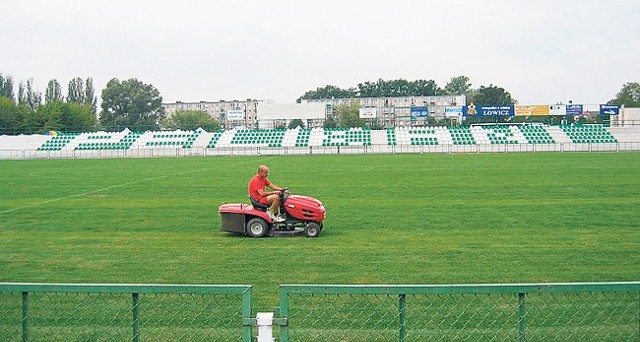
[622,107,640,121]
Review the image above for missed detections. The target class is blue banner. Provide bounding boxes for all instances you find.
[600,104,620,115]
[566,104,583,115]
[410,106,429,118]
[464,104,514,117]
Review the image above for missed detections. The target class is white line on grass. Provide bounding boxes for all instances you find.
[0,168,210,215]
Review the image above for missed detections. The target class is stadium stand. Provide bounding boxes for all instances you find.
[37,133,79,151]
[3,124,638,159]
[518,125,556,144]
[449,126,476,145]
[561,124,618,143]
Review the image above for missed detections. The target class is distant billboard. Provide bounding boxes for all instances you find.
[515,105,551,116]
[549,105,566,116]
[359,107,377,119]
[464,104,514,117]
[227,109,245,121]
[566,104,583,115]
[444,106,464,117]
[600,104,620,115]
[410,106,429,118]
[515,105,533,116]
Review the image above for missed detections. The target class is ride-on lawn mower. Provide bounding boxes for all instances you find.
[219,188,326,237]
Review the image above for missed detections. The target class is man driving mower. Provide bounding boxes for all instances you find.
[248,165,290,222]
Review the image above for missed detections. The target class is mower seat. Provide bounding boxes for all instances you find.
[248,196,269,211]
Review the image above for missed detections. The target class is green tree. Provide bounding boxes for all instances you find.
[610,82,640,107]
[68,77,97,114]
[444,75,472,96]
[36,101,64,131]
[45,79,64,104]
[67,77,85,104]
[323,116,338,128]
[99,78,165,131]
[409,79,442,96]
[85,77,97,114]
[0,96,19,134]
[0,74,14,100]
[287,119,305,129]
[336,100,365,128]
[357,79,442,97]
[161,110,220,131]
[298,85,355,102]
[61,102,97,132]
[18,79,42,112]
[470,84,515,105]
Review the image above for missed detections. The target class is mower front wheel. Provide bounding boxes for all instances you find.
[246,218,269,238]
[304,222,322,238]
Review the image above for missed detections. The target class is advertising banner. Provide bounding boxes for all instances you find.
[515,105,533,116]
[549,104,566,116]
[516,105,551,116]
[410,106,429,118]
[600,104,620,115]
[358,107,377,119]
[464,104,514,117]
[444,106,464,117]
[532,105,550,116]
[227,109,245,121]
[566,104,583,115]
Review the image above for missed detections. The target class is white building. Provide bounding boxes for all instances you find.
[162,95,466,129]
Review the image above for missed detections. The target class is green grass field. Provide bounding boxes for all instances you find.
[1,153,639,311]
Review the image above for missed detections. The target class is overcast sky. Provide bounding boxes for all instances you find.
[2,0,639,105]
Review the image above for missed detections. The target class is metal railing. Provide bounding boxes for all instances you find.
[0,283,252,342]
[278,282,640,341]
[2,142,640,160]
[2,282,639,341]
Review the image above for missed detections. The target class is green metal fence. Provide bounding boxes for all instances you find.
[278,282,640,341]
[2,282,639,341]
[0,283,252,342]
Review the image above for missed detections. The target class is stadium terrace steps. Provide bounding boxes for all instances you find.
[370,130,388,145]
[546,126,571,143]
[608,126,640,143]
[31,125,629,151]
[191,131,215,148]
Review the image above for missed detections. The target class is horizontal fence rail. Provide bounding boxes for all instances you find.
[0,283,253,342]
[2,142,640,160]
[2,282,639,341]
[278,282,640,342]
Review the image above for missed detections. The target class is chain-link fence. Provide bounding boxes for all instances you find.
[0,283,252,342]
[2,282,639,341]
[278,283,640,341]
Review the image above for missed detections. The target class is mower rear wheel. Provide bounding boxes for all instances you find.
[246,218,269,237]
[304,222,321,238]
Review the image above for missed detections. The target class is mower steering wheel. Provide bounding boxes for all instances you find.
[279,187,289,197]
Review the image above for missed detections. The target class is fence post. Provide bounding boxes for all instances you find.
[132,293,140,342]
[398,294,407,342]
[518,293,526,342]
[21,291,29,342]
[256,312,274,342]
[243,288,253,342]
[279,289,290,342]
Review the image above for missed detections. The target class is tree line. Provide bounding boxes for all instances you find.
[1,72,638,135]
[297,76,516,105]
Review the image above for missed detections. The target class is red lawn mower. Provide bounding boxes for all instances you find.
[219,188,326,238]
